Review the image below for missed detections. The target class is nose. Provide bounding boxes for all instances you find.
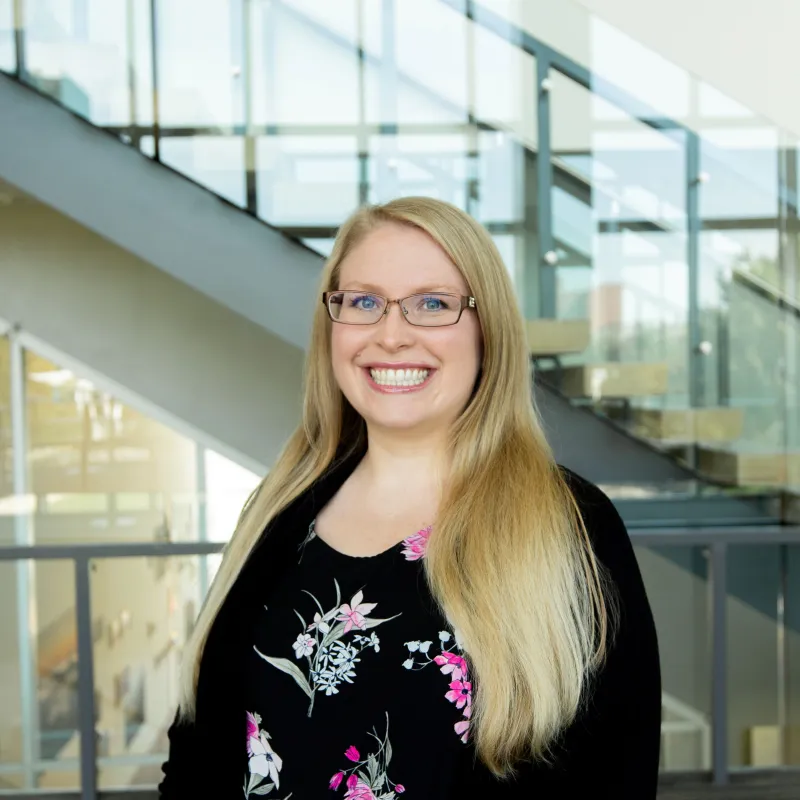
[373,300,414,351]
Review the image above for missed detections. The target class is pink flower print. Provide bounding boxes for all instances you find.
[344,745,360,762]
[401,525,432,561]
[344,778,376,799]
[329,771,345,790]
[434,652,468,681]
[445,679,472,711]
[336,591,377,634]
[396,785,406,793]
[347,774,358,790]
[454,719,470,744]
[245,711,259,750]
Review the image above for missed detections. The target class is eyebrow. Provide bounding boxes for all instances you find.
[340,282,463,295]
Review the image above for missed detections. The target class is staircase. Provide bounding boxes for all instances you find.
[2,0,797,505]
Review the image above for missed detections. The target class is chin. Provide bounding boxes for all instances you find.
[365,414,433,432]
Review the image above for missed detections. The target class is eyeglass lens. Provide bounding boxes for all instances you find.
[328,291,461,326]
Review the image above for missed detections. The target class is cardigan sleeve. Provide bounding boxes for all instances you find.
[503,469,663,796]
[158,710,207,798]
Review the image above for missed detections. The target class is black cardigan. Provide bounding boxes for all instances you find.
[159,456,661,798]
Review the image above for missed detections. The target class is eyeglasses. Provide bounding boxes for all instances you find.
[322,291,477,327]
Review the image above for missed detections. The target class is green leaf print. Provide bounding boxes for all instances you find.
[253,650,313,698]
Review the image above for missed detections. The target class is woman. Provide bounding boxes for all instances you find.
[159,197,661,798]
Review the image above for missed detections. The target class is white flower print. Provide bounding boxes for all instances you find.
[308,611,332,635]
[292,633,315,659]
[254,580,400,716]
[244,711,292,798]
[250,731,282,783]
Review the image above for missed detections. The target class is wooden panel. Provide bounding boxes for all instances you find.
[698,449,787,487]
[633,408,744,443]
[633,409,694,441]
[749,725,782,767]
[558,362,669,398]
[526,319,591,356]
[693,408,745,442]
[787,453,800,488]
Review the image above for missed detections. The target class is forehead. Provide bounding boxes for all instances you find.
[338,222,468,294]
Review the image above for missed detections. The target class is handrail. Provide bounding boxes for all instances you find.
[0,526,797,563]
[732,266,800,319]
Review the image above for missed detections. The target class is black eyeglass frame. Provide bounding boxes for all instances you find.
[321,291,478,327]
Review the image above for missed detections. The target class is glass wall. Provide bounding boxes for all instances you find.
[91,555,205,790]
[0,559,79,790]
[25,351,198,545]
[0,334,259,791]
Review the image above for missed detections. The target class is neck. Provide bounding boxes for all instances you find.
[359,426,449,498]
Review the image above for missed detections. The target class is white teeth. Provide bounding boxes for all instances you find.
[369,368,430,387]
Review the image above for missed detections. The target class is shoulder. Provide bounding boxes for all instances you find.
[556,466,652,616]
[557,466,619,521]
[557,466,629,561]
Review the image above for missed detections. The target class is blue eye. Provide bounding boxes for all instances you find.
[420,295,449,312]
[349,294,380,311]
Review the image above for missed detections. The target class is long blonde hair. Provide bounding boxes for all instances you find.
[178,197,612,775]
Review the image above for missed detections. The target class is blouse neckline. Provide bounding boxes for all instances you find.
[305,518,429,564]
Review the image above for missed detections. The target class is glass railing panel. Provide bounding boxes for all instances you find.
[255,134,361,228]
[90,554,207,791]
[789,310,800,493]
[472,16,538,149]
[366,132,474,208]
[0,559,80,791]
[689,126,794,486]
[546,70,690,420]
[19,0,151,132]
[360,0,476,127]
[634,543,712,772]
[0,0,15,72]
[726,543,799,769]
[250,1,361,128]
[154,0,244,130]
[158,135,247,209]
[726,277,786,458]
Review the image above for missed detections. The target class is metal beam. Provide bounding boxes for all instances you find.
[687,132,704,409]
[0,542,225,561]
[74,557,97,800]
[536,58,556,317]
[9,328,38,790]
[709,542,729,785]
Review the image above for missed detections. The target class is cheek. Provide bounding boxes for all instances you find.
[330,328,364,378]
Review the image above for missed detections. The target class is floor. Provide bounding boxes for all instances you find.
[658,772,800,799]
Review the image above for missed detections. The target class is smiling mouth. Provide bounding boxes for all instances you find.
[368,367,431,387]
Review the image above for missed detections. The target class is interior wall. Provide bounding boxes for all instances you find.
[0,199,306,472]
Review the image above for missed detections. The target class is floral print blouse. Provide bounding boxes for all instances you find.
[159,459,661,799]
[242,521,473,799]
